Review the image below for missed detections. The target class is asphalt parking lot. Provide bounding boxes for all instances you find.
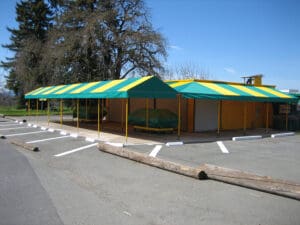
[1,116,300,225]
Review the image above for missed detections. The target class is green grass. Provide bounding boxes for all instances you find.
[0,106,73,116]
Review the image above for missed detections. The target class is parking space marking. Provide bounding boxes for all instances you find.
[4,130,48,137]
[26,135,71,144]
[217,141,229,154]
[149,145,162,157]
[0,127,29,131]
[54,143,98,157]
[0,124,23,127]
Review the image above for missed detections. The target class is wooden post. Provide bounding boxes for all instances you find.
[28,99,31,117]
[85,98,88,121]
[125,98,129,142]
[36,99,39,124]
[243,102,247,135]
[60,99,63,127]
[266,102,269,133]
[146,98,149,128]
[121,99,124,131]
[98,99,100,138]
[177,94,181,139]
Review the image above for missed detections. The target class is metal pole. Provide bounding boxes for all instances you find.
[36,99,39,124]
[77,99,79,132]
[125,98,129,142]
[47,99,50,127]
[146,98,149,128]
[243,102,247,134]
[266,103,269,133]
[60,99,63,127]
[98,99,100,138]
[217,100,221,136]
[285,103,289,130]
[177,94,181,139]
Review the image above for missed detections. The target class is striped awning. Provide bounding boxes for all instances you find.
[25,76,177,99]
[166,80,297,103]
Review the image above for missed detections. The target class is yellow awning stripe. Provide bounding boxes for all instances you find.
[32,86,52,95]
[200,82,239,96]
[55,83,81,94]
[256,86,292,98]
[26,87,43,95]
[169,81,191,88]
[42,85,65,95]
[71,82,100,94]
[118,76,152,92]
[230,84,266,97]
[92,80,125,93]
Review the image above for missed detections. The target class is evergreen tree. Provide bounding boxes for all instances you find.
[1,0,52,106]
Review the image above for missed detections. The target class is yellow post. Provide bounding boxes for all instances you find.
[60,99,63,127]
[146,98,149,128]
[47,99,50,127]
[125,98,129,142]
[217,100,221,136]
[266,103,269,133]
[285,103,289,130]
[77,99,79,132]
[177,94,181,139]
[36,99,39,124]
[98,99,100,138]
[243,102,247,134]
[101,99,104,128]
[85,99,88,121]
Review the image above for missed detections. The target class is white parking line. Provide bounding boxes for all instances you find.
[0,124,23,127]
[4,130,47,137]
[0,127,29,131]
[217,141,229,154]
[26,135,71,144]
[54,143,98,157]
[149,145,162,157]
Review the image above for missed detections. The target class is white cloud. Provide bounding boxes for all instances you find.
[169,45,183,51]
[224,67,236,74]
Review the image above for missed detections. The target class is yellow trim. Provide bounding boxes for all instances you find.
[32,86,52,95]
[55,83,81,94]
[42,85,65,95]
[230,84,266,97]
[118,76,152,92]
[200,82,239,96]
[92,80,125,93]
[256,87,292,98]
[170,81,191,88]
[26,87,43,95]
[71,81,100,94]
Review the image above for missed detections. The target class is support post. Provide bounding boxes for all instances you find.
[28,99,31,117]
[125,98,129,142]
[217,100,221,136]
[47,99,50,127]
[285,103,289,130]
[85,98,88,121]
[98,99,100,138]
[121,99,124,131]
[243,102,247,135]
[60,99,63,127]
[77,99,79,132]
[146,98,149,128]
[36,99,39,124]
[177,94,181,139]
[266,103,269,133]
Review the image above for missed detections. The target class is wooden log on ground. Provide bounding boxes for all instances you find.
[10,139,39,152]
[99,142,300,201]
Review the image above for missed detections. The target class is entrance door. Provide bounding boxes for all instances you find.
[194,99,218,132]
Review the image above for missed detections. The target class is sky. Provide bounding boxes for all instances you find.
[0,0,299,91]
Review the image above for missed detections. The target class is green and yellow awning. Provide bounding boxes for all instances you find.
[25,76,177,99]
[166,80,297,103]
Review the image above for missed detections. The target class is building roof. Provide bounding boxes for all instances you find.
[166,80,297,103]
[25,76,177,99]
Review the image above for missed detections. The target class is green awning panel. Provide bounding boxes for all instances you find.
[25,76,177,99]
[166,80,297,103]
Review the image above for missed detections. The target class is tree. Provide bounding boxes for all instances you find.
[43,0,166,84]
[1,0,52,106]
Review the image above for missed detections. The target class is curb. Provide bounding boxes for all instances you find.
[10,139,39,152]
[98,143,300,201]
[271,132,295,138]
[232,135,262,141]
